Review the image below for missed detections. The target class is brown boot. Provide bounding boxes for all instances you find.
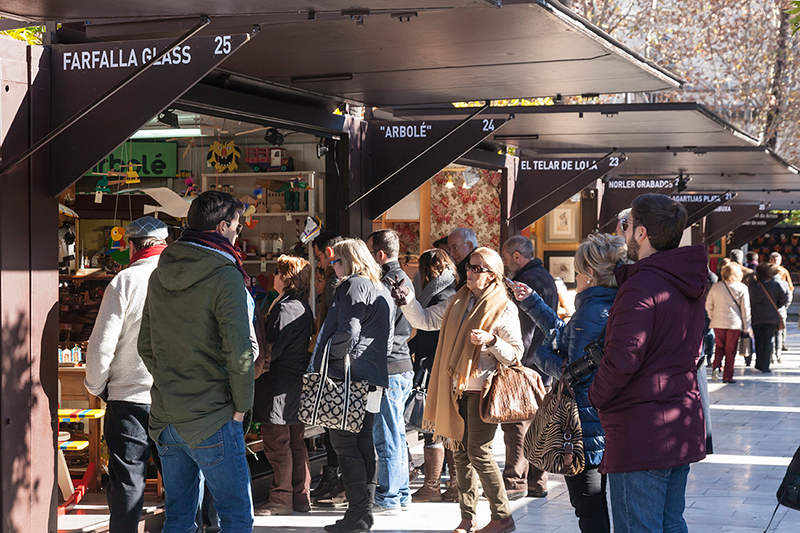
[412,447,444,502]
[441,448,459,502]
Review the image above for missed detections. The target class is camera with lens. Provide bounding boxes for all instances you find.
[565,337,605,385]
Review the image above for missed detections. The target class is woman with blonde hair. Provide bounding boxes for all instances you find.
[424,247,523,533]
[311,238,392,533]
[253,255,315,516]
[705,261,751,383]
[510,233,626,533]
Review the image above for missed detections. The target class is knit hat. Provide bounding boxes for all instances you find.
[126,216,168,239]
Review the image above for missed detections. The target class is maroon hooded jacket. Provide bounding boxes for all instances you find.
[588,245,708,474]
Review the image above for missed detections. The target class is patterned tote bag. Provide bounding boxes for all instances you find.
[299,340,370,433]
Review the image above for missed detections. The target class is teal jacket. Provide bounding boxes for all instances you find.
[138,241,254,447]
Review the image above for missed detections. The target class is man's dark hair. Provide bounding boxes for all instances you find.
[747,251,759,263]
[186,191,244,231]
[630,194,687,251]
[756,261,777,281]
[130,237,167,250]
[367,229,400,260]
[313,229,342,252]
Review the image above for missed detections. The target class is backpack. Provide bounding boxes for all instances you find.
[764,444,800,531]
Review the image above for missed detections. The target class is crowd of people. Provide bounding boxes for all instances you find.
[85,191,736,533]
[705,250,793,382]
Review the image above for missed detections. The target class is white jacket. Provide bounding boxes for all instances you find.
[464,299,524,392]
[706,280,751,332]
[84,256,158,403]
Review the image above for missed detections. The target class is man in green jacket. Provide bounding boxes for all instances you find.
[138,191,255,532]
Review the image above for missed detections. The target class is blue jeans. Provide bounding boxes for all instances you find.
[373,372,413,508]
[608,464,690,533]
[156,420,253,533]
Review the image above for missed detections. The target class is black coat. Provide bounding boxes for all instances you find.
[312,275,393,388]
[253,292,314,425]
[512,258,559,370]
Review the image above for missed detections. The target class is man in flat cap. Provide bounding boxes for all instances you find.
[85,216,169,533]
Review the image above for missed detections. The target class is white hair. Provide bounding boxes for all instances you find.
[449,227,478,249]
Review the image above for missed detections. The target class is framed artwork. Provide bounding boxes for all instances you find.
[546,202,581,243]
[544,251,576,287]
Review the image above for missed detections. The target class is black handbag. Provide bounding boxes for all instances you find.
[403,367,430,433]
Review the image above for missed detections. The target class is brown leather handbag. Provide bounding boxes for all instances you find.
[479,363,547,424]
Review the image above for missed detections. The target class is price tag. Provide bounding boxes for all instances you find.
[94,191,103,203]
[285,213,292,221]
[260,258,267,272]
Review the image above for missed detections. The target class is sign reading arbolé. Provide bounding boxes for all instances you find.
[87,142,178,178]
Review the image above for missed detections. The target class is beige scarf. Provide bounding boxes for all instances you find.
[423,282,509,449]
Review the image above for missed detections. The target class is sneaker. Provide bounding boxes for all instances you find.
[711,368,719,382]
[372,504,401,516]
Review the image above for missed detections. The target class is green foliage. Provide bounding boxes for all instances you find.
[773,210,800,226]
[789,1,800,35]
[0,21,44,45]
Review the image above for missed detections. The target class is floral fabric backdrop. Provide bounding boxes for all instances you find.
[391,222,420,257]
[430,169,502,251]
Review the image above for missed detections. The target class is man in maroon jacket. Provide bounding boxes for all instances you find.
[589,194,707,533]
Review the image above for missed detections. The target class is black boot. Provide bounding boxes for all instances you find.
[312,466,340,502]
[323,483,374,533]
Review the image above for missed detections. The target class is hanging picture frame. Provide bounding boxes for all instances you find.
[544,251,576,287]
[546,202,581,243]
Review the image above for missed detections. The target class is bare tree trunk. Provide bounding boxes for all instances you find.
[765,8,790,150]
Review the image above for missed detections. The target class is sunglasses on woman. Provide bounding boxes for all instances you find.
[619,217,629,232]
[467,264,492,274]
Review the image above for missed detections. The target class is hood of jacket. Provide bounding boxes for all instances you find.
[156,241,238,291]
[614,245,708,302]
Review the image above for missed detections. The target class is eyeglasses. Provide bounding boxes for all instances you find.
[226,220,243,235]
[274,268,281,276]
[448,242,466,253]
[331,258,342,266]
[467,264,492,274]
[619,218,629,233]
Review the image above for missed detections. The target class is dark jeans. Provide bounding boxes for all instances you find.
[261,423,311,508]
[753,323,777,371]
[104,401,155,533]
[501,419,548,492]
[564,465,610,533]
[329,412,376,525]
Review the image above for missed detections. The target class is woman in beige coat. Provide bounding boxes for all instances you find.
[423,247,523,533]
[705,261,751,383]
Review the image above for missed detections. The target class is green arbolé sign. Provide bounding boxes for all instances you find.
[88,141,178,177]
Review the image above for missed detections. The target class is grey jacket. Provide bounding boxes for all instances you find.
[312,274,393,388]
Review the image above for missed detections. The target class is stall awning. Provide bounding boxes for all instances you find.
[397,102,800,208]
[28,2,682,107]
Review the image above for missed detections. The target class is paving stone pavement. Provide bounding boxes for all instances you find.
[253,326,800,533]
